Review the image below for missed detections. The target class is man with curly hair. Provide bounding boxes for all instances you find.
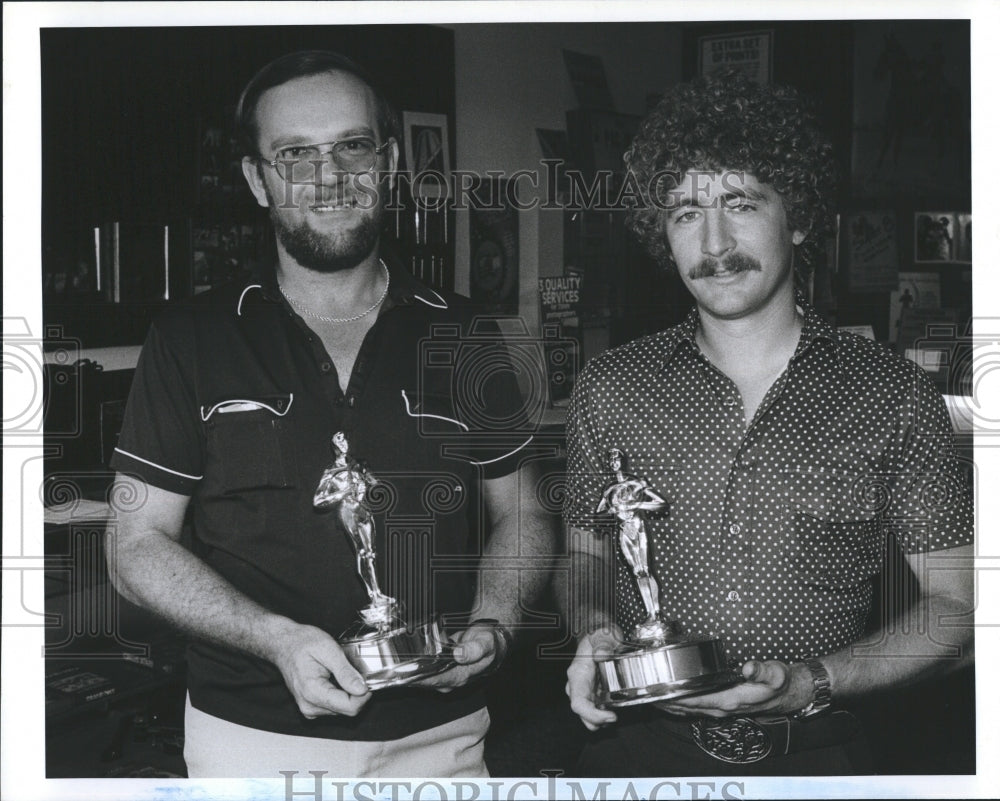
[563,71,973,776]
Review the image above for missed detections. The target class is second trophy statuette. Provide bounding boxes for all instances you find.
[594,448,741,707]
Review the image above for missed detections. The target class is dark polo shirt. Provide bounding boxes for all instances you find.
[111,256,533,740]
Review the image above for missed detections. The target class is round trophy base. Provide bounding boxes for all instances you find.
[340,616,455,691]
[595,635,742,709]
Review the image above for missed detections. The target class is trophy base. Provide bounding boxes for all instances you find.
[340,616,455,691]
[595,635,742,709]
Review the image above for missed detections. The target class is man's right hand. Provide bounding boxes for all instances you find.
[565,628,622,731]
[268,623,372,718]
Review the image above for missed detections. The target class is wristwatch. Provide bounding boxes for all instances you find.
[468,618,513,677]
[794,658,832,719]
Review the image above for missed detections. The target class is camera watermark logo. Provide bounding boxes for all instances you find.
[3,318,81,437]
[417,318,576,439]
[912,318,1000,439]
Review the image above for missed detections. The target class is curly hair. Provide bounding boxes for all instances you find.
[624,70,837,273]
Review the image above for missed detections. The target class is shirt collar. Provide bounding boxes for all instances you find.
[657,293,841,372]
[235,246,449,316]
[792,293,839,362]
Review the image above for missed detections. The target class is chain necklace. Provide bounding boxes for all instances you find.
[279,260,390,324]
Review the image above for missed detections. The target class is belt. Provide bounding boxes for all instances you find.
[690,710,861,764]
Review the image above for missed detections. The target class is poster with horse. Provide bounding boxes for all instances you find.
[850,20,970,198]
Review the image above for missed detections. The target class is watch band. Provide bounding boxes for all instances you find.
[794,658,832,719]
[467,618,513,677]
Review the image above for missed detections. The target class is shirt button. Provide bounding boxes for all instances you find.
[321,362,332,373]
[726,590,741,602]
[729,522,742,536]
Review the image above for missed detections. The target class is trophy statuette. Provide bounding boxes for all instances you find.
[593,448,741,708]
[314,432,455,690]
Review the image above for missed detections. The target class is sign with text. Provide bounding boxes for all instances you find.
[846,210,899,292]
[538,269,582,406]
[539,270,583,325]
[699,30,773,84]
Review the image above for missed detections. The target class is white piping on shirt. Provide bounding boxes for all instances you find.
[413,288,449,309]
[236,284,263,316]
[113,448,204,481]
[468,435,534,466]
[400,390,469,430]
[199,395,294,422]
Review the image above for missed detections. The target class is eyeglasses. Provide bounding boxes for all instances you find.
[263,137,393,182]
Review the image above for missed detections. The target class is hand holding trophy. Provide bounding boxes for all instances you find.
[314,432,454,689]
[593,448,742,708]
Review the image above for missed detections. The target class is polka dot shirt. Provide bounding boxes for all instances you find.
[564,300,973,666]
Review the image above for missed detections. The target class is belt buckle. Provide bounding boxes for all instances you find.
[691,717,773,764]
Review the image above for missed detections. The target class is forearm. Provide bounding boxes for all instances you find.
[821,588,973,702]
[474,508,556,634]
[107,528,298,664]
[566,539,619,640]
[476,465,560,637]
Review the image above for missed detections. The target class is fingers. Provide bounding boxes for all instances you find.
[741,659,789,690]
[275,625,372,718]
[412,627,497,692]
[565,669,617,731]
[656,660,793,718]
[453,628,495,666]
[315,636,369,696]
[565,632,619,731]
[298,683,371,719]
[416,664,467,693]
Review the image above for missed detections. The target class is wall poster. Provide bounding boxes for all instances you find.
[698,30,773,84]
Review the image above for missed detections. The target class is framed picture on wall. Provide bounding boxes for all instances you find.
[402,111,451,198]
[914,211,958,263]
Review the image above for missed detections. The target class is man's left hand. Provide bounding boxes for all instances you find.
[412,624,503,692]
[655,659,813,718]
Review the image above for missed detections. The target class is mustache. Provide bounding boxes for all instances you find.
[687,252,762,280]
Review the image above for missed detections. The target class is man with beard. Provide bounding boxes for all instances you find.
[563,72,973,776]
[107,50,553,778]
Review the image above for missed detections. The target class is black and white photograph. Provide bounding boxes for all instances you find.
[3,4,996,801]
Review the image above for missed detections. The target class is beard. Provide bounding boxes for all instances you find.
[264,181,384,274]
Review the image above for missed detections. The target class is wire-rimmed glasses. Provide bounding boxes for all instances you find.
[263,137,393,183]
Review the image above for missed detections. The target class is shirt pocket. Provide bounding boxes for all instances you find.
[202,394,296,491]
[781,469,886,589]
[399,388,469,436]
